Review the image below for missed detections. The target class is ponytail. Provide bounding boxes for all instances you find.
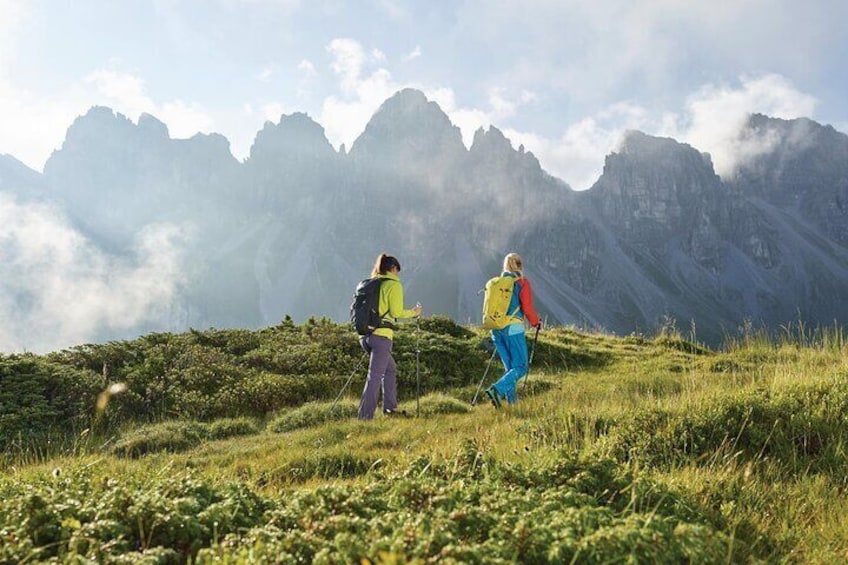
[371,253,401,277]
[503,252,524,278]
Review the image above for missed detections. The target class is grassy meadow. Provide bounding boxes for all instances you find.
[1,317,847,563]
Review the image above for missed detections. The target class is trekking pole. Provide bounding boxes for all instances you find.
[521,325,541,393]
[329,352,368,414]
[471,348,499,406]
[415,313,421,418]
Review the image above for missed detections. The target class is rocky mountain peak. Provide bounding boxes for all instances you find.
[596,131,718,194]
[137,113,170,139]
[470,126,510,153]
[5,91,848,346]
[0,154,44,195]
[589,131,726,260]
[730,113,848,245]
[349,88,465,160]
[249,112,335,163]
[616,130,713,168]
[50,107,136,156]
[468,125,543,173]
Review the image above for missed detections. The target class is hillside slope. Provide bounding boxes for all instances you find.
[1,319,848,562]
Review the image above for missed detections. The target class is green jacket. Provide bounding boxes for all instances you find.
[373,273,417,340]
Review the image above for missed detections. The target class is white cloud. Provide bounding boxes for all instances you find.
[85,69,215,139]
[0,192,186,353]
[257,65,275,82]
[85,70,152,116]
[371,48,387,62]
[227,0,301,9]
[488,87,537,121]
[262,102,285,121]
[0,0,26,62]
[402,46,422,62]
[158,100,216,138]
[320,38,403,148]
[0,67,218,171]
[375,0,404,19]
[669,74,818,177]
[424,87,489,146]
[425,86,540,148]
[318,46,541,152]
[297,59,317,77]
[327,38,367,94]
[492,74,818,190]
[0,0,26,45]
[503,102,651,190]
[0,77,91,172]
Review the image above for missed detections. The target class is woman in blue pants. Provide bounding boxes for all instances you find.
[486,253,542,407]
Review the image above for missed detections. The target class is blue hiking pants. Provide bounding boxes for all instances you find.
[491,326,528,404]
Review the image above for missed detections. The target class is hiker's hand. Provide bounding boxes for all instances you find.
[413,303,423,317]
[535,322,543,331]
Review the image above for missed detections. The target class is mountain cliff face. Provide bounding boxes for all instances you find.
[729,114,848,246]
[0,154,44,196]
[12,92,848,344]
[44,107,240,247]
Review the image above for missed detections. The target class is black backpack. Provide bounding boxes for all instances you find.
[350,277,387,335]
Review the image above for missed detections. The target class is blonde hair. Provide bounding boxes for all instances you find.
[503,252,524,277]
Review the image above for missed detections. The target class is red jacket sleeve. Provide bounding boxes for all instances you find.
[517,278,541,327]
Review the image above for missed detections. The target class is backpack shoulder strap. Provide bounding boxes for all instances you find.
[375,276,391,320]
[507,277,522,318]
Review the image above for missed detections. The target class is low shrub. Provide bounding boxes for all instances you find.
[268,400,358,433]
[603,379,848,471]
[199,449,734,564]
[400,393,471,416]
[112,417,259,458]
[207,417,260,440]
[418,315,475,339]
[260,451,377,485]
[0,444,775,563]
[112,421,207,458]
[520,375,558,396]
[0,469,267,564]
[4,318,588,450]
[0,355,102,450]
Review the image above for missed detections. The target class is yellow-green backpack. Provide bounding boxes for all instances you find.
[482,275,521,329]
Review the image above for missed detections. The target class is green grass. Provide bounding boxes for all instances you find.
[2,319,848,562]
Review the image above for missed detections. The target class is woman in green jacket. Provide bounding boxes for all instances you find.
[358,253,422,420]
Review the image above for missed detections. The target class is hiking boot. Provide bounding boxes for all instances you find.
[383,408,409,417]
[485,387,501,409]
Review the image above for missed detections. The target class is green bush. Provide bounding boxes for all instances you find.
[269,400,359,433]
[0,469,267,563]
[111,417,259,458]
[4,317,582,455]
[200,449,732,564]
[603,379,848,471]
[0,355,102,450]
[418,315,475,339]
[260,451,377,485]
[207,417,260,440]
[0,445,770,563]
[112,420,207,458]
[532,329,616,369]
[400,393,470,416]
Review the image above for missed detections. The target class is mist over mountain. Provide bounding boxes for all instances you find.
[2,89,847,351]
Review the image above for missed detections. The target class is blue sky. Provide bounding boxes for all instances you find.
[1,0,846,189]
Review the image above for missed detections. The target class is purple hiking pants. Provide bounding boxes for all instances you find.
[358,335,398,420]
